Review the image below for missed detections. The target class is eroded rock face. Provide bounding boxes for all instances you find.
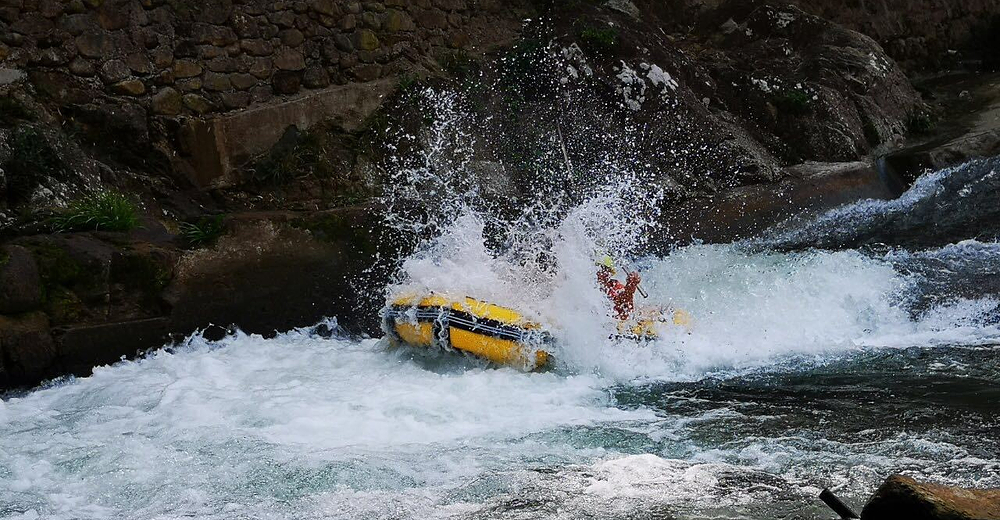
[0,312,56,387]
[0,245,42,314]
[862,474,1000,520]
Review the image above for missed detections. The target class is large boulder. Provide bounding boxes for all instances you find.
[862,475,1000,520]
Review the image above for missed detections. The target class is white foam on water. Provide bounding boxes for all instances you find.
[0,328,656,519]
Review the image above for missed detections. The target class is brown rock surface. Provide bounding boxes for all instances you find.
[0,312,56,386]
[862,475,1000,520]
[0,245,43,314]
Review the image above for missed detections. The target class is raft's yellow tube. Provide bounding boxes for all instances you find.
[383,294,551,371]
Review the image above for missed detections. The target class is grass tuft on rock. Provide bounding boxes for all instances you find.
[250,128,338,184]
[775,89,811,116]
[578,25,618,53]
[906,110,937,134]
[52,190,140,232]
[180,215,226,247]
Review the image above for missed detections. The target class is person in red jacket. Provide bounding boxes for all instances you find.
[596,256,641,320]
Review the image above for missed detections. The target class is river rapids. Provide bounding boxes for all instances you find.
[2,90,999,519]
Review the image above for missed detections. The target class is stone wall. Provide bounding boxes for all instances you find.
[786,0,998,71]
[0,0,528,117]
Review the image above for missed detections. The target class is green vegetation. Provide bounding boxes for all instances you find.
[52,190,140,232]
[29,242,82,287]
[114,252,172,294]
[46,286,84,323]
[3,127,63,204]
[578,25,619,53]
[775,89,811,116]
[180,215,226,247]
[251,129,337,184]
[0,97,33,128]
[397,73,419,94]
[906,110,937,134]
[24,241,87,323]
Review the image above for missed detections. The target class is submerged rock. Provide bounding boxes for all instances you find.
[862,475,1000,520]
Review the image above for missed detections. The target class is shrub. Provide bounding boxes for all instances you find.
[52,190,140,232]
[179,214,225,247]
[250,129,336,184]
[3,127,63,205]
[906,110,937,134]
[775,89,811,116]
[578,25,618,53]
[397,73,418,94]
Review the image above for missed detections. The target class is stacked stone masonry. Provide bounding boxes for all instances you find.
[0,0,523,116]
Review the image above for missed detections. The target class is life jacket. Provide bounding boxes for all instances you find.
[598,273,637,320]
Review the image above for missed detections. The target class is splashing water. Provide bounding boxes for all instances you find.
[3,86,1000,519]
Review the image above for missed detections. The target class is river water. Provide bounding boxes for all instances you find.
[3,91,1000,518]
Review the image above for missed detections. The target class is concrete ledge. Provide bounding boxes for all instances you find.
[181,79,395,188]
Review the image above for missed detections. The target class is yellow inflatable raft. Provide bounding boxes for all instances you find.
[382,294,553,371]
[382,295,694,370]
[618,306,693,339]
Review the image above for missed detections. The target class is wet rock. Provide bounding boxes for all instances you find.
[163,217,378,339]
[151,86,182,115]
[656,161,893,246]
[861,474,1000,520]
[0,245,43,314]
[241,39,273,57]
[0,312,56,387]
[55,317,170,377]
